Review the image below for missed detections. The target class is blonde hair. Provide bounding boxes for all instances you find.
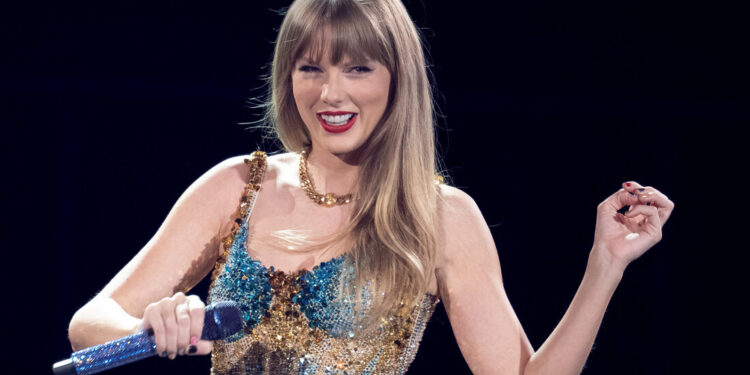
[265,0,439,325]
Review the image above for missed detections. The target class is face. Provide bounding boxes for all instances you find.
[292,48,391,160]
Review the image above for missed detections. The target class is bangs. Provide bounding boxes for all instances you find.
[285,1,393,68]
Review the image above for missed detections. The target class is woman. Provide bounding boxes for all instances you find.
[67,0,674,374]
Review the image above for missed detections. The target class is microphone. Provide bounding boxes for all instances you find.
[52,301,242,375]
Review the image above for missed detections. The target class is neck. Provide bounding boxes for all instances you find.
[305,148,360,195]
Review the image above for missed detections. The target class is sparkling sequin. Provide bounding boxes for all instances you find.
[210,220,273,341]
[207,152,438,374]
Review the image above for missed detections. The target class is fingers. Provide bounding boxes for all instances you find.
[186,295,208,355]
[192,338,214,356]
[597,188,638,215]
[622,181,667,207]
[622,181,675,224]
[142,302,166,357]
[624,204,663,234]
[140,292,208,360]
[175,300,191,356]
[161,296,179,359]
[623,204,664,248]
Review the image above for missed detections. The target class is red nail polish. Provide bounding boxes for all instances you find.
[626,183,632,187]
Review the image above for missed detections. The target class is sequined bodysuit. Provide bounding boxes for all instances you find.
[207,152,438,375]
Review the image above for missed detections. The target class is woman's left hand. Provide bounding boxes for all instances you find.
[591,181,675,272]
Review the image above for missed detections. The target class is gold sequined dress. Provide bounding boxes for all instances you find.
[207,152,439,375]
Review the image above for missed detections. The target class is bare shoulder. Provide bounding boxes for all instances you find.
[436,184,485,231]
[187,155,252,205]
[179,152,278,226]
[204,151,297,200]
[201,155,249,186]
[204,151,294,192]
[435,184,498,266]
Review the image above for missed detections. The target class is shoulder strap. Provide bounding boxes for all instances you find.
[210,151,267,282]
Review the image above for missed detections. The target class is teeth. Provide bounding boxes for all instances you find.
[320,113,354,125]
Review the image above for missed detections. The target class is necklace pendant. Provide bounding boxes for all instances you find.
[324,193,337,207]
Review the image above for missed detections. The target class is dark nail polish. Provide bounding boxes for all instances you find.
[160,351,167,358]
[630,192,636,196]
[188,345,197,354]
[638,188,645,191]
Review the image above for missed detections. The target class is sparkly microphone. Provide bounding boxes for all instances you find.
[52,301,242,375]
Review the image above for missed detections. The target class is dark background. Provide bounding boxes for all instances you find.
[2,0,747,374]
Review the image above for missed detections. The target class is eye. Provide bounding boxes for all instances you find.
[298,65,321,73]
[348,66,373,73]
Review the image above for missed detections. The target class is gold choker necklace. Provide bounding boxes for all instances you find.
[298,150,353,207]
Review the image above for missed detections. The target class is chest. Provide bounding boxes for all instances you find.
[245,183,353,273]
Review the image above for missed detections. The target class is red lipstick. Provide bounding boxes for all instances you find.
[317,112,358,133]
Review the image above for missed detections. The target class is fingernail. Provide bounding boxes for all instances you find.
[190,336,198,345]
[188,345,197,354]
[630,192,636,196]
[626,182,632,187]
[638,188,645,191]
[178,348,185,356]
[160,351,167,358]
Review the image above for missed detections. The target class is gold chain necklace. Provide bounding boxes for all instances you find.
[298,150,353,207]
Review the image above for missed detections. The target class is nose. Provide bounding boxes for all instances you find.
[320,75,345,106]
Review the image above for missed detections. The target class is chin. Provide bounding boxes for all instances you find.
[317,138,367,159]
[325,144,362,157]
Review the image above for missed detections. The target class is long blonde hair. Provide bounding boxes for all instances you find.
[265,0,439,324]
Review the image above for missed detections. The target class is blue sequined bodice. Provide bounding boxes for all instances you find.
[206,152,437,375]
[209,220,360,341]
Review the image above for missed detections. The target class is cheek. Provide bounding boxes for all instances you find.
[370,74,391,111]
[292,78,319,109]
[355,82,390,113]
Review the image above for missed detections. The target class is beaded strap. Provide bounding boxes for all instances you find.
[210,151,267,283]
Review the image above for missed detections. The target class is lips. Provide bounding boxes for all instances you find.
[317,112,358,133]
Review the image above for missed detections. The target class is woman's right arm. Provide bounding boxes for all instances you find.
[68,156,251,357]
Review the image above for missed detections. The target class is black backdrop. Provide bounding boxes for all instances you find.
[2,0,747,374]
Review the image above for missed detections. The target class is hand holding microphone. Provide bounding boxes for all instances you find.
[140,293,214,359]
[53,293,242,374]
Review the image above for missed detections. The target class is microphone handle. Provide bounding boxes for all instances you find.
[53,301,241,374]
[53,329,157,375]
